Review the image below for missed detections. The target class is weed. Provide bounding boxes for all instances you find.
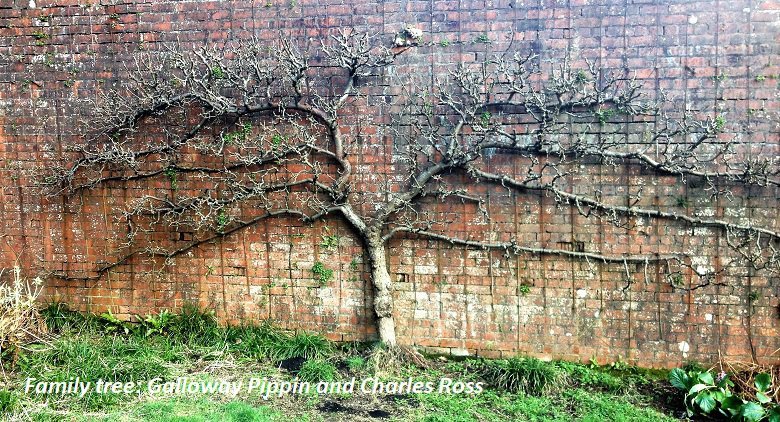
[711,73,729,82]
[164,167,178,190]
[320,233,340,249]
[479,111,491,128]
[168,304,221,345]
[595,108,615,124]
[223,122,252,145]
[346,355,366,372]
[99,309,135,335]
[311,261,334,286]
[297,359,337,382]
[473,33,491,44]
[137,309,176,337]
[675,196,689,207]
[0,390,17,413]
[216,210,230,232]
[32,30,48,46]
[755,74,767,82]
[518,284,531,296]
[17,335,180,410]
[41,302,92,333]
[439,39,451,47]
[0,267,47,366]
[266,332,332,361]
[575,69,590,83]
[349,257,360,272]
[556,361,624,392]
[479,356,567,395]
[713,115,727,133]
[748,291,761,302]
[211,65,225,79]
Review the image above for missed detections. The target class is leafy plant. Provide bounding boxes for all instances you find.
[519,284,531,296]
[0,390,17,413]
[320,233,340,249]
[216,210,230,232]
[98,310,135,335]
[473,33,491,44]
[312,261,334,286]
[479,111,492,128]
[137,310,176,337]
[223,122,252,144]
[164,167,178,190]
[669,367,780,421]
[595,108,615,124]
[211,65,225,79]
[270,133,285,147]
[713,115,727,133]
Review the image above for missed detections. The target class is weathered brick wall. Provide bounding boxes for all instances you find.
[1,0,779,368]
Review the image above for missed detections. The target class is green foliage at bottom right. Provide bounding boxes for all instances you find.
[669,367,780,421]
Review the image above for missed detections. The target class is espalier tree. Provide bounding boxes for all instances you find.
[39,30,779,345]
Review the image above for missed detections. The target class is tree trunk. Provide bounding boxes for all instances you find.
[366,237,396,346]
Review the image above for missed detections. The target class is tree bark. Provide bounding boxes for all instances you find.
[366,237,396,346]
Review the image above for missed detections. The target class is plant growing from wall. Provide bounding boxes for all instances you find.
[37,28,780,347]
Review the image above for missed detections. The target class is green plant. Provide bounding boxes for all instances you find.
[41,302,91,332]
[346,355,366,372]
[224,122,252,144]
[479,111,491,128]
[575,69,589,83]
[0,390,17,413]
[297,359,337,382]
[595,108,615,124]
[712,72,729,82]
[669,368,780,421]
[164,167,178,190]
[211,65,225,79]
[756,75,767,82]
[270,133,284,147]
[713,115,727,133]
[556,361,625,392]
[519,284,531,296]
[675,196,689,207]
[138,310,176,337]
[480,357,567,395]
[168,304,221,345]
[17,335,179,410]
[216,210,230,232]
[98,309,135,335]
[265,331,332,361]
[320,233,340,249]
[473,33,491,44]
[439,39,451,47]
[312,261,334,286]
[32,31,48,44]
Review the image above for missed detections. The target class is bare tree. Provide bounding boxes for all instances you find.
[39,30,780,346]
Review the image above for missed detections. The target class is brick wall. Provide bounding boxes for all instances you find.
[1,0,779,368]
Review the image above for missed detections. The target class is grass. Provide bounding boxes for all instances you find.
[4,304,682,421]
